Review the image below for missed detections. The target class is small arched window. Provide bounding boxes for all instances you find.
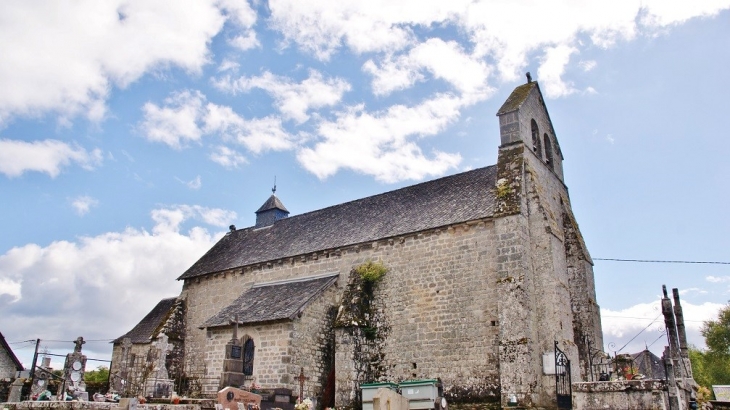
[531,119,541,155]
[544,133,554,169]
[243,336,255,376]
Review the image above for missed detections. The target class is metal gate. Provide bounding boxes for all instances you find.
[555,341,572,409]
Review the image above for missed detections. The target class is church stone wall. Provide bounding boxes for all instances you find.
[181,220,501,404]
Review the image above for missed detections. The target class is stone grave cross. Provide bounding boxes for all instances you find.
[295,367,308,403]
[73,336,86,353]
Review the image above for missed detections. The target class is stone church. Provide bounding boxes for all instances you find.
[112,78,603,409]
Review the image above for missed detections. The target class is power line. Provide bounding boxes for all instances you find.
[594,258,730,265]
[602,315,705,323]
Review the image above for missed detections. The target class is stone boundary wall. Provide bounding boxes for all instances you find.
[0,402,209,410]
[573,380,669,410]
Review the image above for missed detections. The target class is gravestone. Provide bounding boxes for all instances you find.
[260,388,295,410]
[144,334,174,398]
[8,378,24,402]
[220,317,245,389]
[217,386,262,410]
[58,336,88,401]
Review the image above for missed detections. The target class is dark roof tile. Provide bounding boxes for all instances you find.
[201,274,338,328]
[179,165,497,280]
[113,297,177,344]
[256,194,289,213]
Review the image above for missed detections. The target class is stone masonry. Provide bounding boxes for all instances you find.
[118,78,602,409]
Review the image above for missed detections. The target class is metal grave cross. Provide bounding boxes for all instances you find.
[295,367,308,403]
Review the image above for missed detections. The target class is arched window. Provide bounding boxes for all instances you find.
[544,133,554,169]
[531,119,541,155]
[243,336,255,376]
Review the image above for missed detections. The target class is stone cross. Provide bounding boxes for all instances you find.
[73,336,86,353]
[295,367,308,403]
[230,315,239,344]
[153,334,173,379]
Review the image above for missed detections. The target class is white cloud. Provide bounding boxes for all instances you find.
[230,31,260,51]
[363,38,492,99]
[209,145,248,168]
[538,45,578,98]
[140,91,297,154]
[0,139,103,178]
[0,277,22,302]
[706,275,730,283]
[139,90,207,149]
[266,0,730,94]
[579,60,598,72]
[298,94,464,182]
[187,176,202,190]
[0,0,258,125]
[0,205,229,361]
[213,70,351,123]
[601,299,723,354]
[203,104,297,153]
[71,195,99,216]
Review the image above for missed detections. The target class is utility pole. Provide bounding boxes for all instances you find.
[27,338,40,400]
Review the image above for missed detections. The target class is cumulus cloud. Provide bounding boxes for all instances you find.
[71,195,99,216]
[140,91,206,149]
[0,139,103,178]
[601,299,723,355]
[267,0,730,90]
[0,0,258,125]
[213,70,351,123]
[0,205,231,362]
[209,145,248,168]
[298,94,464,182]
[537,45,578,98]
[140,90,297,154]
[363,38,493,99]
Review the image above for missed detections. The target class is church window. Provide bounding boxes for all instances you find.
[531,119,541,156]
[243,336,255,376]
[544,133,554,169]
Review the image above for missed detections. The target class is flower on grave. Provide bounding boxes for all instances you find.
[295,398,313,410]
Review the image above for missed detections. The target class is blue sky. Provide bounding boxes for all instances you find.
[1,1,730,369]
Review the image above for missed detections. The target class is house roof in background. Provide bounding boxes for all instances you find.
[0,331,24,371]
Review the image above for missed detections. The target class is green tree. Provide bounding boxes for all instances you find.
[691,303,730,391]
[84,366,110,383]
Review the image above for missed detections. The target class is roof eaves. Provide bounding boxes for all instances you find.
[0,332,24,370]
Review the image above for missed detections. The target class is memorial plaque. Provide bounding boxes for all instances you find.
[231,345,242,359]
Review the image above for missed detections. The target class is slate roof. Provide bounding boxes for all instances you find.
[178,165,497,280]
[201,274,339,328]
[631,350,666,379]
[0,331,24,371]
[497,82,537,115]
[113,297,177,344]
[256,194,289,213]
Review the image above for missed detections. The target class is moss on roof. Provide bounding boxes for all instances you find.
[496,82,537,115]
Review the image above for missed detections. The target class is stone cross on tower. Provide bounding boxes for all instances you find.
[153,334,173,380]
[295,367,308,403]
[73,337,85,353]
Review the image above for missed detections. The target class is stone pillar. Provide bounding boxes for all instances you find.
[220,318,246,389]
